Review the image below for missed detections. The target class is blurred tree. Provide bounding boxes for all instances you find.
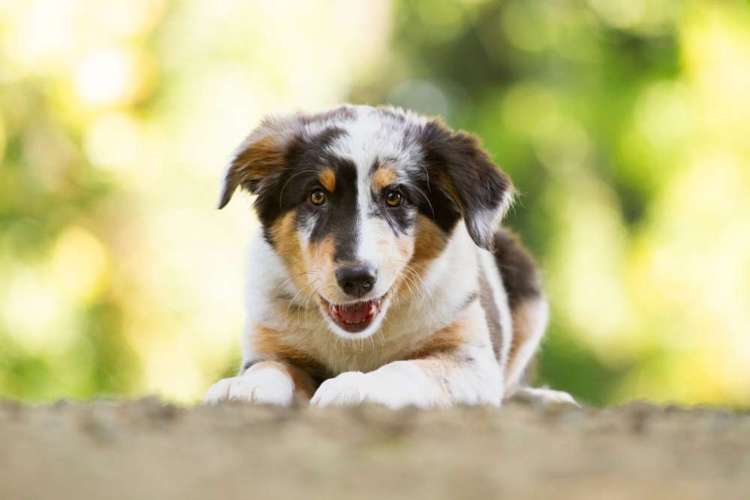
[0,74,140,401]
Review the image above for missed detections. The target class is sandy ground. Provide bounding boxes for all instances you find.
[0,399,748,500]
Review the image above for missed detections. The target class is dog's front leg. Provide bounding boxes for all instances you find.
[204,360,316,406]
[311,347,502,409]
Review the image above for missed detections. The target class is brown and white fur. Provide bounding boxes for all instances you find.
[205,105,576,409]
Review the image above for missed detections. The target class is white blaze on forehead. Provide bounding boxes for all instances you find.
[325,106,425,168]
[323,107,423,267]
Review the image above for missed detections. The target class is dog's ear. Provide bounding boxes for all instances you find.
[421,119,514,250]
[218,114,302,209]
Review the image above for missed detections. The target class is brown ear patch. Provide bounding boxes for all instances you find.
[219,136,286,208]
[234,136,284,182]
[372,165,397,191]
[319,167,336,192]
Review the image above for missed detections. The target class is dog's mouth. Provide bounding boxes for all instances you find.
[320,296,384,333]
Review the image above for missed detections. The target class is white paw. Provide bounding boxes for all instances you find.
[204,366,294,406]
[510,386,580,407]
[310,371,369,407]
[310,366,444,409]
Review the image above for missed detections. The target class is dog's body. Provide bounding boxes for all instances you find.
[205,105,575,408]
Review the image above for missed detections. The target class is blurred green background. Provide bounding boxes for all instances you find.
[1,0,749,406]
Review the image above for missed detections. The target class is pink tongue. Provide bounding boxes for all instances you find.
[335,301,375,324]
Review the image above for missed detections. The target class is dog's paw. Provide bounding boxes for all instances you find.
[310,371,369,407]
[310,367,442,409]
[509,386,580,408]
[204,365,294,406]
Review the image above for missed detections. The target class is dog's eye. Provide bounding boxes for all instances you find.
[309,189,327,206]
[384,190,403,208]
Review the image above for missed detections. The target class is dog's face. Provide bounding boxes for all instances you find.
[220,106,513,339]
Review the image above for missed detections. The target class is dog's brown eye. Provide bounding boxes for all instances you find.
[385,190,403,207]
[309,189,327,206]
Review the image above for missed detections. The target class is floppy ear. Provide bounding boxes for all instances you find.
[421,120,514,250]
[218,114,301,209]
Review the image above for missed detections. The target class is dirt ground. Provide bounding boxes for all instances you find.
[0,399,748,500]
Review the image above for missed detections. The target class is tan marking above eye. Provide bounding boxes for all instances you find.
[372,166,397,191]
[319,167,336,192]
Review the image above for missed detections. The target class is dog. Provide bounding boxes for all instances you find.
[204,105,576,408]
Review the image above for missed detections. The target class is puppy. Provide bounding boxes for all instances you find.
[205,105,576,408]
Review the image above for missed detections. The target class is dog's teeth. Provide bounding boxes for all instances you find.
[324,297,386,332]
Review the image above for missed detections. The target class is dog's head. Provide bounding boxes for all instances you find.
[220,106,513,339]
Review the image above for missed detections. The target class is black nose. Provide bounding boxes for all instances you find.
[335,265,377,298]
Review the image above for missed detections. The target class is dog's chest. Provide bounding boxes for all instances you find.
[281,323,418,375]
